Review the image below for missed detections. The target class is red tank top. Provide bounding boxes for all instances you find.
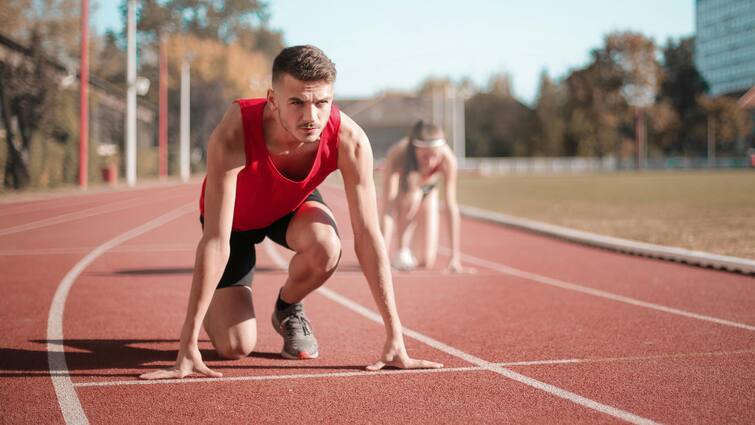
[199,98,341,230]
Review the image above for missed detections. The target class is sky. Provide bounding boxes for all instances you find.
[93,0,695,105]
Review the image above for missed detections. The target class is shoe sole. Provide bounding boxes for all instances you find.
[280,350,319,360]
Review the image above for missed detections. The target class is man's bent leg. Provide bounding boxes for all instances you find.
[280,201,341,303]
[271,201,340,359]
[413,190,439,268]
[394,189,423,270]
[197,223,261,361]
[203,286,257,360]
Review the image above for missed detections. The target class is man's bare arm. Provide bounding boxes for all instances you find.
[379,143,401,256]
[140,104,245,380]
[441,151,462,271]
[337,112,442,370]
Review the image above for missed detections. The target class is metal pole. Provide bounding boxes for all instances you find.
[639,107,646,170]
[708,115,716,168]
[79,0,89,189]
[125,0,137,186]
[635,107,646,170]
[432,87,441,125]
[444,86,452,145]
[449,86,460,157]
[180,59,190,182]
[159,35,168,178]
[458,95,466,168]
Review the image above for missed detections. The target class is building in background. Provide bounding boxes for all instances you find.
[695,0,755,97]
[339,92,465,164]
[696,0,755,150]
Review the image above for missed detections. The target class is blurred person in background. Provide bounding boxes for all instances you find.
[380,121,471,273]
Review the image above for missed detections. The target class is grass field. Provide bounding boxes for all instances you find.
[455,170,755,260]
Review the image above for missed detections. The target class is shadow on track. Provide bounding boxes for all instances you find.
[0,340,365,378]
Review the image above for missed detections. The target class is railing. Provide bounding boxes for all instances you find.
[459,156,754,174]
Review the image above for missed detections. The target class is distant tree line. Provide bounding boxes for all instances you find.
[0,0,283,190]
[445,32,752,159]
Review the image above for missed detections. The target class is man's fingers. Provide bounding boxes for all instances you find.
[366,361,386,371]
[406,359,444,369]
[139,369,182,380]
[195,364,223,378]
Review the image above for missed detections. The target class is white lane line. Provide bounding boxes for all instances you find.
[316,287,658,425]
[498,348,755,367]
[0,244,197,256]
[47,202,196,425]
[0,192,187,236]
[73,367,481,388]
[450,249,755,332]
[0,198,102,217]
[70,348,755,388]
[326,184,755,333]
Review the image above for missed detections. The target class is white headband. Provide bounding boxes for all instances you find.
[411,138,446,148]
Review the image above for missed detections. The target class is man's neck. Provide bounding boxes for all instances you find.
[263,104,317,155]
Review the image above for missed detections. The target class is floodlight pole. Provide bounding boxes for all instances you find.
[707,115,716,168]
[79,0,89,188]
[180,57,191,182]
[458,94,466,168]
[125,0,137,186]
[159,35,168,178]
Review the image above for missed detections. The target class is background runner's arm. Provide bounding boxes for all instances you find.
[379,150,400,256]
[442,153,461,267]
[182,105,245,345]
[338,115,403,340]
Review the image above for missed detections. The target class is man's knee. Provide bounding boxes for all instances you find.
[308,229,341,276]
[215,337,256,360]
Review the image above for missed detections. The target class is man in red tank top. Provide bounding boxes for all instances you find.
[141,45,442,380]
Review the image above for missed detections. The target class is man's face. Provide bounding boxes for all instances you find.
[269,74,334,144]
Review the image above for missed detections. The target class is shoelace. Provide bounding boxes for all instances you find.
[280,313,312,337]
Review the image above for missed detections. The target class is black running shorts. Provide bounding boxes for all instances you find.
[199,189,335,288]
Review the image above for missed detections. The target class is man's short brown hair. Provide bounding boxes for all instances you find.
[272,45,337,84]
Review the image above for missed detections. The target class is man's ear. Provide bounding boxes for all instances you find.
[267,88,277,110]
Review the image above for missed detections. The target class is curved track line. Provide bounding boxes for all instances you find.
[0,192,187,236]
[316,287,658,425]
[47,202,196,425]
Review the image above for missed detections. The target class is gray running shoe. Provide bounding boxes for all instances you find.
[271,302,319,359]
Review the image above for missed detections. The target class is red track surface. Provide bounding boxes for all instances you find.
[1,182,753,424]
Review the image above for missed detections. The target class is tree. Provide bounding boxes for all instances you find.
[162,33,270,163]
[659,37,709,119]
[0,30,61,189]
[533,70,566,156]
[699,95,752,151]
[654,37,710,154]
[0,0,33,38]
[417,77,454,97]
[0,1,84,190]
[564,60,626,158]
[465,92,537,157]
[488,72,514,98]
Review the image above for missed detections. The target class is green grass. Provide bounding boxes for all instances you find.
[456,170,755,260]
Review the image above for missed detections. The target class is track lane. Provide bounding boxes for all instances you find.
[3,181,754,424]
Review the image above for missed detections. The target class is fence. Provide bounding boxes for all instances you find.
[461,156,754,174]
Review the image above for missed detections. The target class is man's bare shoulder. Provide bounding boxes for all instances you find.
[337,111,369,152]
[213,103,245,152]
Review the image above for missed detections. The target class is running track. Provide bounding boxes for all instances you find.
[0,181,753,424]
